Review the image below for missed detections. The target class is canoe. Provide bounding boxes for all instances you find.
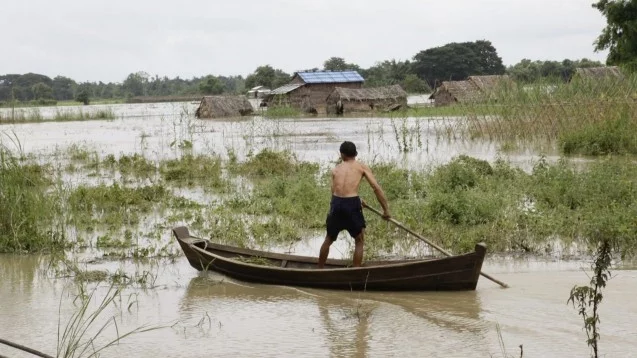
[172,226,487,291]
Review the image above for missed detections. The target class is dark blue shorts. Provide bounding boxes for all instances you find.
[326,195,366,239]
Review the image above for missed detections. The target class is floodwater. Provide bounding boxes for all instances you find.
[0,101,560,173]
[2,255,637,358]
[1,102,635,357]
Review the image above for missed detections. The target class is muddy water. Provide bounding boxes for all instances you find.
[1,101,560,172]
[2,254,637,358]
[1,102,635,357]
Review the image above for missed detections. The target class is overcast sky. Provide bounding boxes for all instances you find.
[2,0,609,83]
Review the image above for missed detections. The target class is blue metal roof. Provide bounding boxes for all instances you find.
[296,71,364,84]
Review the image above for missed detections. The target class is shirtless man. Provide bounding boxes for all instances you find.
[317,141,391,268]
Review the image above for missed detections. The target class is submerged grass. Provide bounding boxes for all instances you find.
[0,107,116,123]
[217,149,637,258]
[68,183,169,229]
[263,105,303,118]
[0,145,66,253]
[4,129,637,261]
[160,153,230,191]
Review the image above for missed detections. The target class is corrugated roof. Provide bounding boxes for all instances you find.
[296,71,364,84]
[330,85,407,101]
[269,83,304,95]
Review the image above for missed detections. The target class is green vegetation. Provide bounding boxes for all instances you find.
[263,105,303,118]
[159,153,229,191]
[593,0,637,71]
[444,73,637,155]
[0,146,65,252]
[0,107,116,123]
[57,283,165,358]
[412,40,506,87]
[3,138,637,260]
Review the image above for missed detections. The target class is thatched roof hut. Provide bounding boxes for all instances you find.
[467,75,512,91]
[326,85,408,114]
[572,66,625,82]
[195,95,253,119]
[428,80,482,106]
[428,74,513,106]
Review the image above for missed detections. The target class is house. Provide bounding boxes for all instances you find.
[264,70,364,114]
[195,95,253,119]
[467,75,513,92]
[429,75,511,106]
[428,80,482,106]
[570,66,624,82]
[326,85,408,115]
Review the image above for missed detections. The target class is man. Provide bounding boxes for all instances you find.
[317,141,391,268]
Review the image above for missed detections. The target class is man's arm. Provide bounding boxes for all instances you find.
[330,169,335,195]
[361,164,390,219]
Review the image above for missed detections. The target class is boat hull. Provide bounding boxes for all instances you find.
[173,226,486,291]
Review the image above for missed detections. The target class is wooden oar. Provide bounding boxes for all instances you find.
[362,202,510,289]
[0,338,54,358]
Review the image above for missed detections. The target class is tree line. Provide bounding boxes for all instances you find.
[0,36,618,104]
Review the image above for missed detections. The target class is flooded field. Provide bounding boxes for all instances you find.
[1,102,636,357]
[0,101,559,172]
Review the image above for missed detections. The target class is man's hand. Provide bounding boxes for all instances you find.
[382,211,391,220]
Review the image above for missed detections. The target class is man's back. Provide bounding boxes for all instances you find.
[331,160,365,198]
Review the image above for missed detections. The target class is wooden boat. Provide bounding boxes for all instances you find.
[172,226,487,291]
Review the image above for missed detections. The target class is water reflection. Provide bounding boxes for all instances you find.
[179,274,489,357]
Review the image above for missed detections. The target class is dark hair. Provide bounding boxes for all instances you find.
[339,141,357,157]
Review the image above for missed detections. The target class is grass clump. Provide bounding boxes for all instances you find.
[0,108,43,122]
[68,183,169,228]
[0,147,66,252]
[54,108,116,122]
[160,154,228,191]
[105,153,157,178]
[559,109,637,155]
[264,105,303,118]
[232,148,316,177]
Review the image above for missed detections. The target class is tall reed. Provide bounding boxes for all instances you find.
[0,142,65,252]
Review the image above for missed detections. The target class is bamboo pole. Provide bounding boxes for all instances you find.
[362,202,510,288]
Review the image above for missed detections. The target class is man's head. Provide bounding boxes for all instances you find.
[339,141,357,160]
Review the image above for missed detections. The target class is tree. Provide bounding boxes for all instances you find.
[52,76,77,100]
[506,58,604,83]
[75,91,90,105]
[199,76,225,95]
[323,57,360,71]
[122,71,149,97]
[412,40,505,88]
[31,82,54,100]
[244,65,291,90]
[592,0,637,70]
[402,74,431,93]
[362,59,413,87]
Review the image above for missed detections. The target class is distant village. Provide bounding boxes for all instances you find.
[195,66,625,119]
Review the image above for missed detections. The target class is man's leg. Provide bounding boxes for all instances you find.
[353,229,365,267]
[318,235,334,269]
